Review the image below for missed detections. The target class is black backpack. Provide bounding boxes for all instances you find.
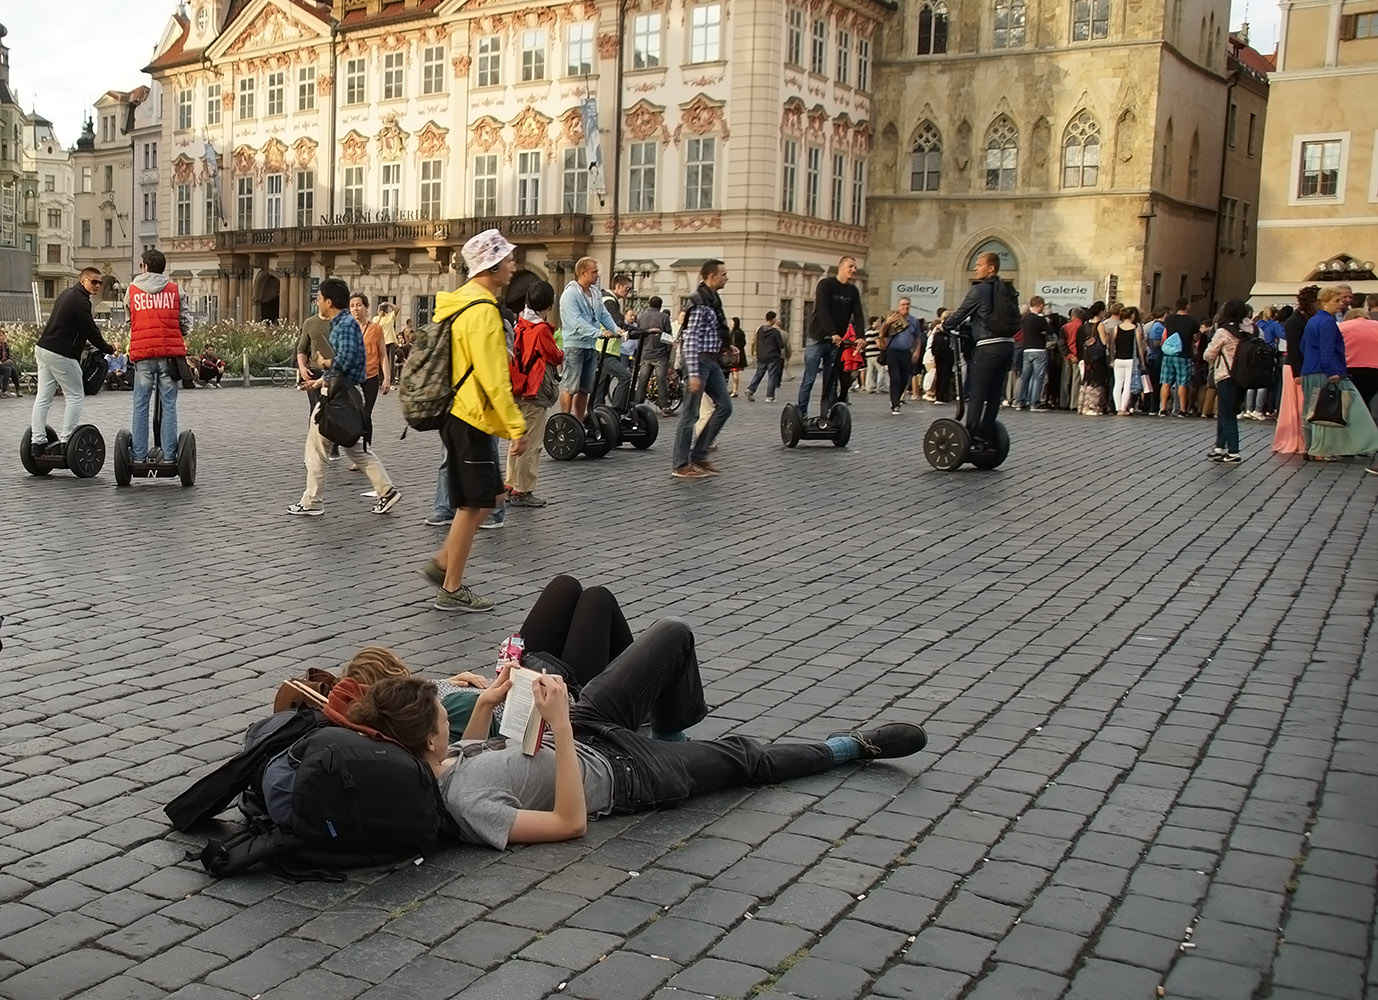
[986,280,1021,336]
[82,350,108,395]
[314,372,367,447]
[1228,332,1280,390]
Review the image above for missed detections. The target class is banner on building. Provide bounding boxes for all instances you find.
[204,142,226,227]
[581,98,606,202]
[890,280,946,319]
[1033,280,1096,316]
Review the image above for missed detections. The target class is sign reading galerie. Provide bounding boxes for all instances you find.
[890,281,946,319]
[1032,280,1096,316]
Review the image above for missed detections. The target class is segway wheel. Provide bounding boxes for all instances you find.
[113,430,133,487]
[631,404,659,449]
[829,403,852,448]
[780,404,804,448]
[970,421,1010,470]
[177,431,197,487]
[19,427,52,477]
[67,424,106,478]
[923,418,971,471]
[543,412,585,461]
[584,409,618,459]
[593,405,622,449]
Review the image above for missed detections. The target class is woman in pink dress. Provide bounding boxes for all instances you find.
[1272,286,1317,456]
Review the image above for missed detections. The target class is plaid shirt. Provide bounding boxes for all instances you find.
[328,310,366,385]
[681,292,724,379]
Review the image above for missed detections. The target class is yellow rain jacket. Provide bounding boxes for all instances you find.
[434,282,526,440]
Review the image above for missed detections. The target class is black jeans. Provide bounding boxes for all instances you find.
[596,355,632,410]
[520,575,633,689]
[965,341,1016,441]
[635,353,670,408]
[571,619,834,813]
[747,358,782,397]
[933,342,955,401]
[887,347,913,408]
[362,374,382,446]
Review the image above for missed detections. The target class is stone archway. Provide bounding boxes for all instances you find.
[254,271,280,322]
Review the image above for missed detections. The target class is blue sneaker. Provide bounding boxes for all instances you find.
[480,509,506,530]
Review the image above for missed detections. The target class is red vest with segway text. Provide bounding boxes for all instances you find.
[129,282,187,362]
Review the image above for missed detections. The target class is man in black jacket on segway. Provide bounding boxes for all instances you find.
[29,267,117,458]
[798,256,867,421]
[939,251,1018,445]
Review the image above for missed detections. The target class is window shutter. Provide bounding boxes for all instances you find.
[1340,14,1357,40]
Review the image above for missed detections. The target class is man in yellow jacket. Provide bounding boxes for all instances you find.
[426,229,528,612]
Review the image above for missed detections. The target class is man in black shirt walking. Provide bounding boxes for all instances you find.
[29,267,117,457]
[1014,296,1051,410]
[798,256,866,420]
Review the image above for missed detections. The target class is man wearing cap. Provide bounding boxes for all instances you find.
[421,230,529,613]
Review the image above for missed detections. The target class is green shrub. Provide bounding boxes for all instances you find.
[1,319,300,377]
[4,323,40,369]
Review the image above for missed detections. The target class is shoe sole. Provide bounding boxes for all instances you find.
[288,507,324,516]
[434,600,494,612]
[423,519,453,526]
[373,492,402,514]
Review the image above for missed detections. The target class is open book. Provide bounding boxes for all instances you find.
[497,667,547,756]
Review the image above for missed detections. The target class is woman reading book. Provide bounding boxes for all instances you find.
[350,618,928,849]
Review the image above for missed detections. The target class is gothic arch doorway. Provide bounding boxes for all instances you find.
[255,272,281,322]
[967,238,1019,288]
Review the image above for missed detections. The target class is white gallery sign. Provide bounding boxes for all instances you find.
[889,281,947,319]
[1032,280,1096,315]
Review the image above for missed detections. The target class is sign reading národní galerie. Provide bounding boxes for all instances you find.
[1033,280,1096,316]
[890,281,946,319]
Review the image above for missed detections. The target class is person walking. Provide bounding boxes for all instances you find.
[671,259,732,479]
[288,278,401,518]
[746,311,785,402]
[29,267,117,458]
[938,252,1017,443]
[881,297,919,414]
[798,256,866,420]
[349,292,391,458]
[1014,295,1051,410]
[1299,286,1378,467]
[506,280,562,507]
[126,249,191,465]
[726,317,748,397]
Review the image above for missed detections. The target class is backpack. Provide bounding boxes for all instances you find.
[314,372,367,447]
[512,316,559,408]
[1228,331,1280,390]
[82,350,108,396]
[1162,332,1184,356]
[398,300,494,434]
[197,725,453,878]
[985,280,1021,336]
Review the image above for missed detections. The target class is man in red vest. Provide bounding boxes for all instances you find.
[126,249,191,463]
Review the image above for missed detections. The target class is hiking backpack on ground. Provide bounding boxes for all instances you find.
[1229,333,1281,390]
[398,300,493,433]
[985,280,1022,336]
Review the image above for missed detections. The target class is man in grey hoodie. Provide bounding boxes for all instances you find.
[126,249,192,463]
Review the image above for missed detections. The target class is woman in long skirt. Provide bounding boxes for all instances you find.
[1299,287,1378,464]
[1274,288,1316,455]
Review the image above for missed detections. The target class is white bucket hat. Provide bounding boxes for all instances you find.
[462,229,517,273]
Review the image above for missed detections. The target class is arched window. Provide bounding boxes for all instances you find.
[910,121,942,191]
[1161,118,1174,189]
[1187,130,1200,198]
[984,115,1018,191]
[1170,0,1183,42]
[967,238,1018,275]
[993,0,1027,48]
[1062,110,1101,188]
[917,2,949,55]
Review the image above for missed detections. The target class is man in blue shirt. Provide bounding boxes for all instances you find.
[558,257,622,421]
[880,297,920,414]
[289,277,401,517]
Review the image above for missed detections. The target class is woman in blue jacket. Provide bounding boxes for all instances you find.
[1300,287,1378,465]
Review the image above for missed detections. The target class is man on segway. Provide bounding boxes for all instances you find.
[126,249,192,465]
[939,251,1020,446]
[798,256,867,421]
[29,267,117,459]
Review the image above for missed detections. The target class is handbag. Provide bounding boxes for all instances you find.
[1307,381,1351,427]
[718,340,742,370]
[1140,374,1153,394]
[314,372,367,446]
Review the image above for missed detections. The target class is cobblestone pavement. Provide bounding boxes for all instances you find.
[0,381,1375,1000]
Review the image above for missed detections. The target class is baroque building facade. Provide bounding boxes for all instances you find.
[144,0,889,338]
[866,0,1251,318]
[1252,0,1377,304]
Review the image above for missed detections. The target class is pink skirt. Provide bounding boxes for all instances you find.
[1272,374,1306,455]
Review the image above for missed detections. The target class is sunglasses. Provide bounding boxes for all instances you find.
[457,736,509,759]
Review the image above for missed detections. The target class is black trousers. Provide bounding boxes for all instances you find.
[571,618,834,813]
[362,374,382,446]
[1349,368,1378,409]
[933,344,955,402]
[519,575,634,689]
[887,347,913,408]
[0,362,21,391]
[965,341,1016,441]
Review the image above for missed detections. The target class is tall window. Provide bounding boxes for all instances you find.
[805,145,822,216]
[81,167,92,193]
[1217,197,1236,249]
[1246,113,1257,156]
[781,140,798,212]
[265,173,283,227]
[1187,130,1200,198]
[104,219,113,246]
[420,160,442,217]
[238,78,255,119]
[517,151,542,214]
[80,219,92,246]
[298,67,316,110]
[103,165,114,191]
[1240,202,1250,254]
[1061,110,1100,188]
[984,115,1018,191]
[381,162,401,215]
[691,5,722,63]
[857,38,871,91]
[993,0,1027,48]
[143,142,158,169]
[474,155,498,215]
[522,31,547,81]
[917,3,949,54]
[629,141,657,211]
[567,23,594,76]
[911,121,942,191]
[236,176,253,229]
[787,8,805,64]
[47,208,62,228]
[1297,140,1341,197]
[810,18,827,73]
[296,170,315,226]
[176,89,193,130]
[836,30,851,84]
[207,83,221,126]
[830,153,846,221]
[1072,0,1109,40]
[422,46,446,95]
[345,58,366,104]
[343,166,364,214]
[383,52,405,100]
[477,36,501,86]
[204,188,219,233]
[1226,103,1237,147]
[851,160,865,226]
[632,14,662,68]
[563,148,589,212]
[266,71,285,115]
[685,137,716,209]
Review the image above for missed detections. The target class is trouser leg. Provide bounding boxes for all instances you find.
[300,411,330,506]
[692,359,731,461]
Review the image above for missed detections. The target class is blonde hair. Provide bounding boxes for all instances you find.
[343,647,411,685]
[1259,305,1277,321]
[1318,286,1346,308]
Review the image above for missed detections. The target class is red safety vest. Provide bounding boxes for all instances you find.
[129,282,187,362]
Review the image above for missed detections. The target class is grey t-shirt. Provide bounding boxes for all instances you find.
[439,738,617,849]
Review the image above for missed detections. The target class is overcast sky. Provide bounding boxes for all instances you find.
[2,0,1283,147]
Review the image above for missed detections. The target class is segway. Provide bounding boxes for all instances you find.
[607,329,659,450]
[922,337,1010,471]
[19,347,109,478]
[113,376,197,487]
[543,341,621,461]
[780,355,851,448]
